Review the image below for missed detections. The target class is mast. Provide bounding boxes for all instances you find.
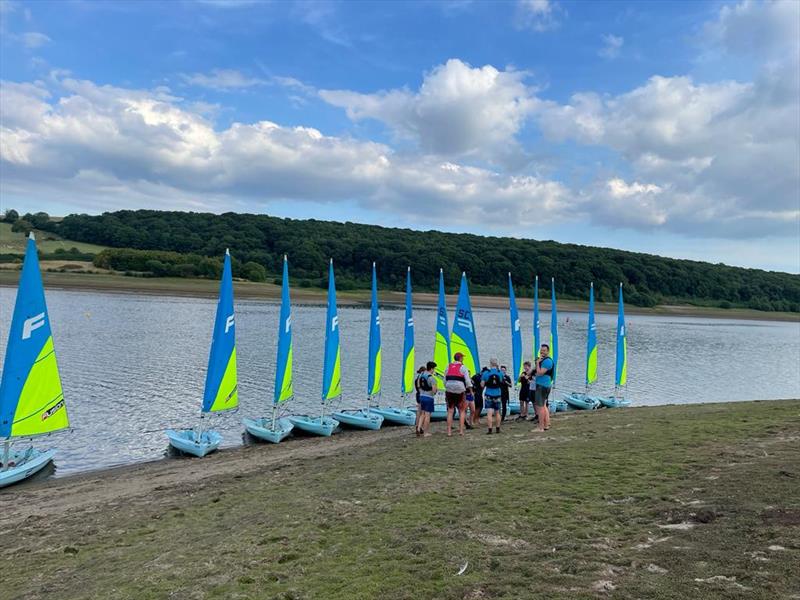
[451,272,480,376]
[508,272,522,384]
[367,262,381,409]
[550,278,558,386]
[615,283,627,396]
[433,268,450,387]
[272,255,293,430]
[401,267,415,406]
[586,282,598,392]
[533,275,540,361]
[322,259,341,419]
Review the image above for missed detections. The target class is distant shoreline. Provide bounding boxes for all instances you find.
[1,269,798,322]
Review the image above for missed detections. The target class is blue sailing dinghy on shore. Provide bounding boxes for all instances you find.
[562,392,601,410]
[599,284,631,408]
[167,249,238,457]
[366,264,412,426]
[1,234,70,488]
[290,260,342,437]
[243,256,295,444]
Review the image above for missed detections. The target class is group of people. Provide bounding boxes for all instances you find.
[413,345,556,437]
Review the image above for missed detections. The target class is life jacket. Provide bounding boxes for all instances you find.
[417,372,433,392]
[445,362,467,384]
[538,357,554,378]
[485,370,502,388]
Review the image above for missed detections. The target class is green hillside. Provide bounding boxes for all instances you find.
[0,222,108,255]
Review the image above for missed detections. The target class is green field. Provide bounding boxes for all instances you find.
[0,222,108,255]
[2,401,799,599]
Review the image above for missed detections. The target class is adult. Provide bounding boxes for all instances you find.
[413,365,426,434]
[444,352,472,436]
[517,361,532,420]
[499,365,512,421]
[534,344,555,432]
[481,358,504,434]
[471,368,486,427]
[416,362,437,437]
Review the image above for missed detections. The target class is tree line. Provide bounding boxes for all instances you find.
[8,209,798,312]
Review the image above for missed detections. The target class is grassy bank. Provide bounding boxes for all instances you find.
[1,268,798,322]
[2,400,799,599]
[0,222,108,254]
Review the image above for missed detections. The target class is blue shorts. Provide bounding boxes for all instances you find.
[420,397,435,413]
[485,398,501,411]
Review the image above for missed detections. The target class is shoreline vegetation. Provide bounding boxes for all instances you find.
[2,400,798,599]
[1,268,798,322]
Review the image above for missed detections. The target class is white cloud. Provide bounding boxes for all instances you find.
[0,77,571,226]
[320,58,538,166]
[707,0,800,59]
[599,34,623,59]
[19,31,51,48]
[181,68,265,91]
[516,0,562,32]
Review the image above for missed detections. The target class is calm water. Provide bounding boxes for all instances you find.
[1,287,799,476]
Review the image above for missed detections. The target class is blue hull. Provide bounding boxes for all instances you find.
[0,448,55,488]
[287,415,339,437]
[563,393,601,410]
[243,417,294,443]
[331,409,384,430]
[430,404,449,421]
[507,402,521,415]
[598,397,631,408]
[552,398,569,412]
[166,429,221,457]
[369,407,416,426]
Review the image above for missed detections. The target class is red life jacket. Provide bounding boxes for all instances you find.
[445,362,466,384]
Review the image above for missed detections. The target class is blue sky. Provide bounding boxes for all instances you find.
[1,0,798,272]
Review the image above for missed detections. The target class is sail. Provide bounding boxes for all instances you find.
[433,269,450,386]
[508,273,522,380]
[451,272,480,376]
[533,275,540,361]
[401,267,415,394]
[615,283,628,388]
[367,263,382,397]
[322,259,342,401]
[202,250,238,413]
[274,256,293,405]
[0,234,69,438]
[586,282,598,386]
[549,278,559,385]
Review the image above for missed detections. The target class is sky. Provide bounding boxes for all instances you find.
[0,0,798,273]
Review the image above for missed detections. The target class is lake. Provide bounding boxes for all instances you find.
[1,287,799,476]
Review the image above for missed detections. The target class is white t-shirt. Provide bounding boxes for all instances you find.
[444,363,471,394]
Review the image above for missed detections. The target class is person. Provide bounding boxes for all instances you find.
[471,368,486,427]
[444,352,471,436]
[499,365,512,421]
[517,361,532,420]
[464,388,476,430]
[413,365,426,434]
[534,344,555,432]
[416,361,437,436]
[481,358,504,434]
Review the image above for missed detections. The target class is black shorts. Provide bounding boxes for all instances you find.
[534,386,551,407]
[445,391,466,410]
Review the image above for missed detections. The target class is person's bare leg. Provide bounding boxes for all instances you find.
[446,405,454,436]
[459,400,466,435]
[422,412,432,435]
[535,405,545,432]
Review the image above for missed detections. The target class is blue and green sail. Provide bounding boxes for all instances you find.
[0,233,69,439]
[586,282,598,386]
[532,275,540,361]
[508,273,522,381]
[615,283,627,388]
[322,259,342,402]
[451,272,480,376]
[274,256,293,405]
[549,278,559,385]
[433,268,450,386]
[401,267,415,395]
[367,263,381,398]
[202,249,238,414]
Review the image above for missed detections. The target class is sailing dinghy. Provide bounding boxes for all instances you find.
[506,273,522,415]
[0,233,69,488]
[243,256,295,443]
[599,284,631,408]
[288,260,342,436]
[564,283,601,410]
[429,269,450,421]
[369,265,415,426]
[330,264,384,430]
[166,249,238,457]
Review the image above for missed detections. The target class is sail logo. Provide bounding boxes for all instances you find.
[225,314,235,334]
[41,399,64,421]
[285,316,292,334]
[331,316,339,331]
[456,317,473,333]
[590,322,597,332]
[514,318,520,332]
[22,312,46,340]
[407,317,414,328]
[375,315,380,326]
[619,325,625,336]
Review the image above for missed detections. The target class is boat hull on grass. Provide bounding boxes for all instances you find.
[429,404,449,421]
[166,429,221,457]
[0,448,55,488]
[243,417,294,443]
[332,409,384,430]
[507,402,521,415]
[563,393,601,410]
[288,415,339,437]
[598,397,632,408]
[369,407,416,426]
[552,398,569,412]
